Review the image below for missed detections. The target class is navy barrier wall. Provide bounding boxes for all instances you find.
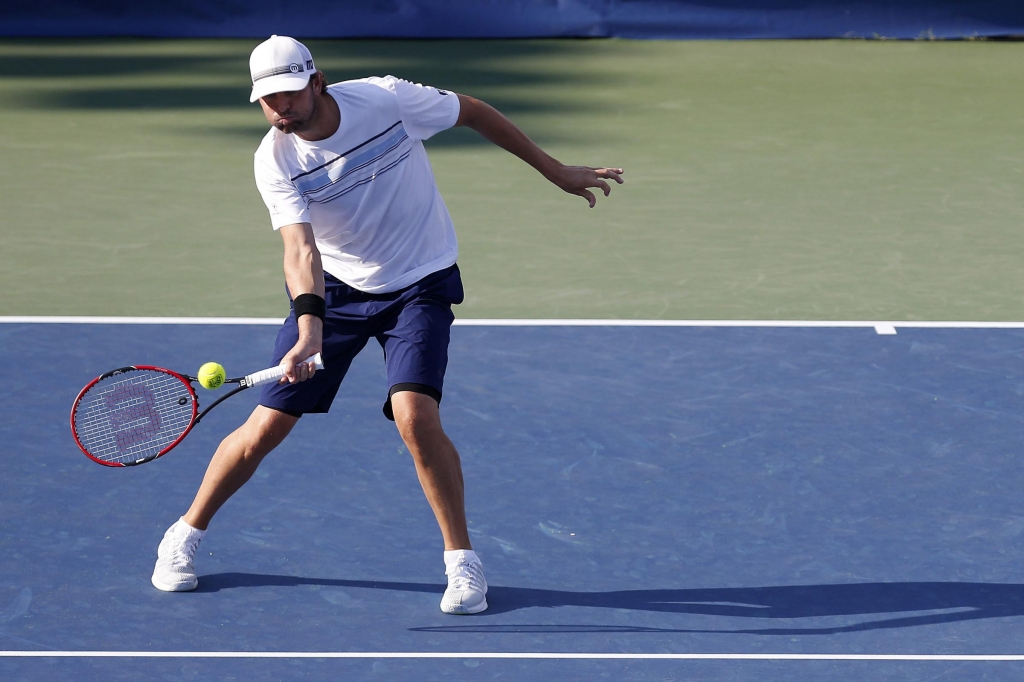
[3,1,1024,39]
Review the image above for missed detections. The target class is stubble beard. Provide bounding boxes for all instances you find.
[276,89,319,135]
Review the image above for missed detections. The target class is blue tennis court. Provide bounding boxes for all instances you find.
[2,320,1023,681]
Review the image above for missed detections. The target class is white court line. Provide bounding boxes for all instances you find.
[0,651,1022,660]
[0,316,285,325]
[454,319,1024,330]
[5,316,1024,334]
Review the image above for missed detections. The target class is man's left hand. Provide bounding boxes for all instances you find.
[549,166,625,208]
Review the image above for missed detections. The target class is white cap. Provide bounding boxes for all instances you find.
[249,35,316,103]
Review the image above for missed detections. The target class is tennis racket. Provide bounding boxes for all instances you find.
[70,354,324,467]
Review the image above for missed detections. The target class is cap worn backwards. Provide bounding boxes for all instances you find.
[249,35,316,103]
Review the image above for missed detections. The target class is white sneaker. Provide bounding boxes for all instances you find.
[440,549,488,614]
[151,518,205,592]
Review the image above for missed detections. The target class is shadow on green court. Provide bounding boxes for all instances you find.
[1,39,623,145]
[0,53,228,79]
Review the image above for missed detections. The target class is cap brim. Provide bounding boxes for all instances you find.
[249,74,311,103]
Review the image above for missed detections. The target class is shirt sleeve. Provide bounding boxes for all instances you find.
[384,76,460,141]
[253,150,310,230]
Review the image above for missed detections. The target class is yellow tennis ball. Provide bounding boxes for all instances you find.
[197,362,226,389]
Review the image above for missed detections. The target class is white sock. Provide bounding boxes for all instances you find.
[178,517,206,537]
[444,549,480,567]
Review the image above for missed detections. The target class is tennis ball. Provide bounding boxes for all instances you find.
[197,362,226,390]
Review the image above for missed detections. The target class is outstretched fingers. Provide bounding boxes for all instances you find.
[594,167,625,186]
[558,166,625,207]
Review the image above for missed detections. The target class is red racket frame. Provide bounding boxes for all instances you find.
[70,365,200,468]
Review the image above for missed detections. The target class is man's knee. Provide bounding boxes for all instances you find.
[237,405,300,457]
[391,391,443,447]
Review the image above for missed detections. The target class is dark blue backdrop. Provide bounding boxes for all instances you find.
[3,1,1023,39]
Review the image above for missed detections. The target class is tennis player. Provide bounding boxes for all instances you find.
[151,35,623,614]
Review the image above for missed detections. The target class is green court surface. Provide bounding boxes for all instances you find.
[1,38,1022,320]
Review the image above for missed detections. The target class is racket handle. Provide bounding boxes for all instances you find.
[243,353,325,388]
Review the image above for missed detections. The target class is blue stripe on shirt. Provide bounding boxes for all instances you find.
[294,124,410,197]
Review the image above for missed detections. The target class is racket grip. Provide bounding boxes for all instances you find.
[243,353,325,388]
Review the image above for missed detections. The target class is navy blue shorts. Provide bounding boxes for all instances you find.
[259,264,464,421]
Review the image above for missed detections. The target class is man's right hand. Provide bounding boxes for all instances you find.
[280,315,323,383]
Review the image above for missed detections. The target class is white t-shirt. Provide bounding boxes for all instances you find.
[253,76,461,293]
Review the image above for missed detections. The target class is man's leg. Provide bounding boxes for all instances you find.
[151,406,298,592]
[184,405,299,530]
[390,391,470,550]
[390,390,487,614]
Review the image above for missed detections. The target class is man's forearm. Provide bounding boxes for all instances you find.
[454,93,624,208]
[285,246,324,343]
[283,242,325,299]
[279,223,326,365]
[455,94,560,180]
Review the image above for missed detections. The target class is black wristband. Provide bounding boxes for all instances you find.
[292,293,326,321]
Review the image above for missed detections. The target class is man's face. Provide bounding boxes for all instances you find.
[259,77,318,134]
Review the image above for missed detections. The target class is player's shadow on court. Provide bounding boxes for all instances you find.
[197,573,1024,634]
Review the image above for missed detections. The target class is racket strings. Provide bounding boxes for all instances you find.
[73,370,195,464]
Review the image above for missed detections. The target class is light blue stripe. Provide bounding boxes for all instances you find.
[316,150,411,204]
[294,125,409,196]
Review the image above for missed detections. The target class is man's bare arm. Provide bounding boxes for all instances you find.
[455,93,624,208]
[278,222,324,383]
